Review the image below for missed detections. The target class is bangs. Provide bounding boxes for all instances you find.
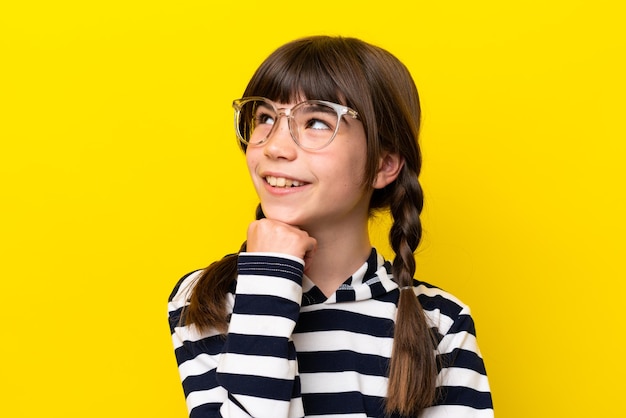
[242,38,361,107]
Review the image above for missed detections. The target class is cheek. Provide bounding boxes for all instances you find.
[245,149,259,174]
[317,158,366,192]
[343,150,369,186]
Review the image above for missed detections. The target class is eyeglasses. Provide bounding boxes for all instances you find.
[233,96,359,150]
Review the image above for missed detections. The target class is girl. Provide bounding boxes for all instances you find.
[168,36,493,418]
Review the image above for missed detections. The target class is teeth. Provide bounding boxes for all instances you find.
[265,176,303,188]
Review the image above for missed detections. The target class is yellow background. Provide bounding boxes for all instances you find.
[1,1,624,417]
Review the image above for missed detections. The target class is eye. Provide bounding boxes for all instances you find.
[305,118,332,130]
[254,110,275,126]
[299,106,337,131]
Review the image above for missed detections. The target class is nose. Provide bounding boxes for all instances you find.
[263,114,298,160]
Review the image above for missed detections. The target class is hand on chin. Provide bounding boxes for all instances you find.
[246,218,317,268]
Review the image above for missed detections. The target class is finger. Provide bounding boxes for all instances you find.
[302,237,317,273]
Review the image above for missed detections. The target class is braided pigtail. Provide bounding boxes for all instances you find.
[183,204,265,332]
[385,169,438,417]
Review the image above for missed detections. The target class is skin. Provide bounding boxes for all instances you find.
[245,100,403,296]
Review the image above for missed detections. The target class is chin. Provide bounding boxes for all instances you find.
[260,206,305,226]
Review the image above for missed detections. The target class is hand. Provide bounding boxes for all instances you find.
[246,219,317,268]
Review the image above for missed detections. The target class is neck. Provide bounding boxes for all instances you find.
[303,220,373,297]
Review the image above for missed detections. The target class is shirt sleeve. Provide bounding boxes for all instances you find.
[168,253,306,418]
[422,302,494,418]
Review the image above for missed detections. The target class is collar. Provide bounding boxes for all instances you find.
[301,248,400,306]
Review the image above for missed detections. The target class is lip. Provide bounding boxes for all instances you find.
[258,171,311,195]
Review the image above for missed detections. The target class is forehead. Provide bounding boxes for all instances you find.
[268,91,318,107]
[258,97,331,109]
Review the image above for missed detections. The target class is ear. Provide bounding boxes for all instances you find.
[373,152,404,189]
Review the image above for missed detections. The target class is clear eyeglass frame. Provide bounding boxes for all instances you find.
[232,96,359,151]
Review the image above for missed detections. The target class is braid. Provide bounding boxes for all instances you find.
[389,171,422,287]
[185,250,240,332]
[385,169,438,417]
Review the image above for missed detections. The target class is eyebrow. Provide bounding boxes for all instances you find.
[256,102,274,112]
[298,104,337,116]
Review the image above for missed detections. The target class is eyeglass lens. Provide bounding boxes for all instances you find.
[237,100,341,149]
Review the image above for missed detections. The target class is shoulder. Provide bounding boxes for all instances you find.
[168,269,203,305]
[413,282,493,413]
[167,270,206,335]
[412,280,474,336]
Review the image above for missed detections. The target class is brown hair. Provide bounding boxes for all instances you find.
[185,36,436,416]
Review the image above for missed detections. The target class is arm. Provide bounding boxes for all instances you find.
[216,253,305,418]
[168,253,306,418]
[417,287,494,418]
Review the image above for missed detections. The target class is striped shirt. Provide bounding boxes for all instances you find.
[168,248,493,418]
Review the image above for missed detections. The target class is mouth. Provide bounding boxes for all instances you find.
[264,175,306,188]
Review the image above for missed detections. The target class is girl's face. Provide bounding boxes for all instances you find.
[245,99,372,233]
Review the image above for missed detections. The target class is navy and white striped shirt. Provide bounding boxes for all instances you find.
[168,248,493,417]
